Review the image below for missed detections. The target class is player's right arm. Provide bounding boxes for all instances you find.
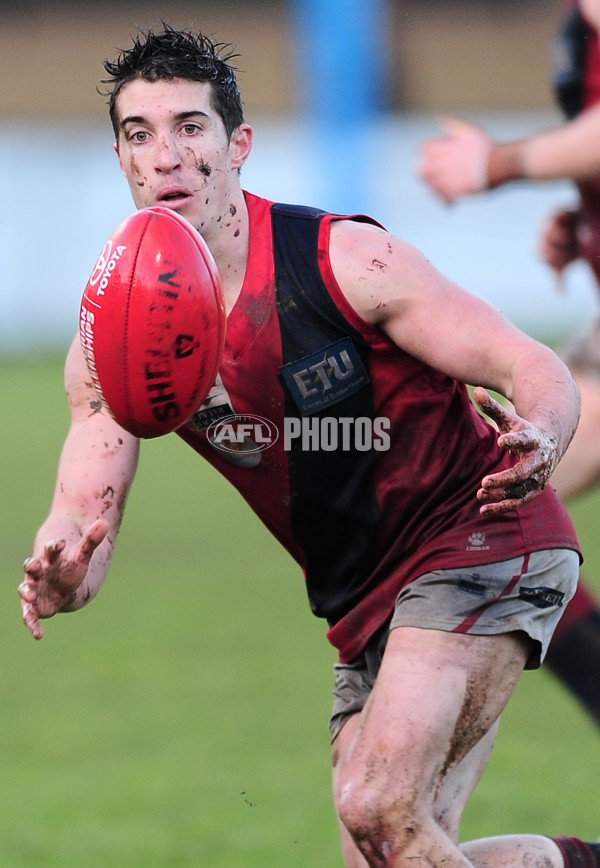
[18,335,140,639]
[418,108,600,203]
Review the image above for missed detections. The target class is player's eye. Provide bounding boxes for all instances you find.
[181,123,201,136]
[127,130,149,143]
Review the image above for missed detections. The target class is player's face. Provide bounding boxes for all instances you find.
[114,78,251,237]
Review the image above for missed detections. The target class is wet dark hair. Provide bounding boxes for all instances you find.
[100,23,244,141]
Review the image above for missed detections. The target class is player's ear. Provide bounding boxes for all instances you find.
[229,123,252,170]
[113,141,126,176]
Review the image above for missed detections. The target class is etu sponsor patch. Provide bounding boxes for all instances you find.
[280,338,369,415]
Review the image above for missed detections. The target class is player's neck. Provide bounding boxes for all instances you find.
[206,191,250,315]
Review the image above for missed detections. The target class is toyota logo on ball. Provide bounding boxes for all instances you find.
[206,414,279,454]
[88,240,114,286]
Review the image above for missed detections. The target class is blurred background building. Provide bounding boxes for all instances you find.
[0,0,560,118]
[2,0,596,352]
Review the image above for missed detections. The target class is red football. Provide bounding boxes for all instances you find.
[79,207,226,438]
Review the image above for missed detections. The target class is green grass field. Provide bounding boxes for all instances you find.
[2,352,600,867]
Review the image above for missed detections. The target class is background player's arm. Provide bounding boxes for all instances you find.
[329,220,580,514]
[418,108,600,203]
[19,336,140,638]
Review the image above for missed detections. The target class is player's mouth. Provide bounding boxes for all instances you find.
[156,187,193,208]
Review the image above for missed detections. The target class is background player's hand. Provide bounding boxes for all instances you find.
[18,518,109,639]
[538,207,580,279]
[472,388,559,516]
[418,117,493,203]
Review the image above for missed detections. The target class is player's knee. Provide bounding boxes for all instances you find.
[336,769,421,859]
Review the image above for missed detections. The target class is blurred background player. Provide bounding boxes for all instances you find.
[418,0,600,727]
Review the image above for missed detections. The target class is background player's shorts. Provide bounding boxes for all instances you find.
[559,317,600,379]
[329,548,579,741]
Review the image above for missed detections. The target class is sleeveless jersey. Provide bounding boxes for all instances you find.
[177,191,580,663]
[553,0,600,281]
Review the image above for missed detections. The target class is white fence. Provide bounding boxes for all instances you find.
[1,112,596,355]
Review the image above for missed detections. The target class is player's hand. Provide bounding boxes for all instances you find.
[538,208,580,279]
[18,518,109,640]
[472,388,559,516]
[418,117,493,204]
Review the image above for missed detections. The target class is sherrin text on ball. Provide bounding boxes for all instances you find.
[80,207,226,438]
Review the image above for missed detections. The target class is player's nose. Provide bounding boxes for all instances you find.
[155,136,182,171]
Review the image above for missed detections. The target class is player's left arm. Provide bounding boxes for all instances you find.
[19,336,140,638]
[328,220,580,515]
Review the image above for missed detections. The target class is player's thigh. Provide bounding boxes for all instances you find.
[335,626,529,817]
[433,719,499,840]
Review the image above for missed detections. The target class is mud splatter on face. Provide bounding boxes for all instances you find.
[196,157,212,177]
[129,156,145,187]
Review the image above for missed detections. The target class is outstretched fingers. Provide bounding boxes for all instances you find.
[471,387,513,434]
[19,563,47,639]
[472,387,558,515]
[20,599,44,640]
[477,475,544,516]
[18,518,110,640]
[43,537,67,563]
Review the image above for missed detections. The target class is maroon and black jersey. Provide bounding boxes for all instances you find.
[554,0,600,118]
[553,0,600,281]
[178,192,580,662]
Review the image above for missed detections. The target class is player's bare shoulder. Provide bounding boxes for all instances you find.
[328,218,434,327]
